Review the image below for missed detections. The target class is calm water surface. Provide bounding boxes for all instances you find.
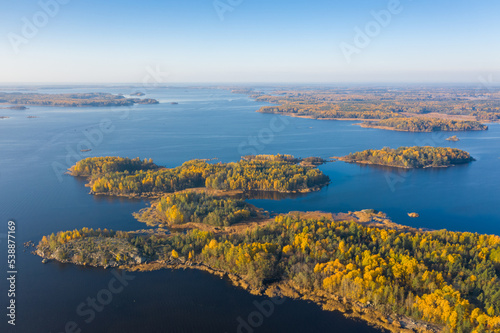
[1,87,499,332]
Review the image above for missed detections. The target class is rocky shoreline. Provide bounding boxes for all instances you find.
[36,253,440,333]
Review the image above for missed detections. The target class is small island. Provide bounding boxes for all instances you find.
[0,92,159,107]
[446,135,460,142]
[337,146,474,169]
[130,91,145,96]
[0,105,28,110]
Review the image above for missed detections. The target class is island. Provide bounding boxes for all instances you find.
[336,146,475,169]
[130,91,145,96]
[446,136,460,142]
[68,154,331,197]
[36,206,500,333]
[0,105,28,110]
[0,92,159,107]
[360,118,487,132]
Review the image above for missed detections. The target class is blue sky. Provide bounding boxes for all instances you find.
[0,0,499,83]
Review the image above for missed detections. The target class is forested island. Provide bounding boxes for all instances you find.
[37,208,500,333]
[338,146,474,169]
[361,118,487,132]
[69,155,330,196]
[0,92,158,107]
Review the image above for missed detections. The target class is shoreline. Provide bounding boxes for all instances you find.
[122,261,440,333]
[38,254,440,333]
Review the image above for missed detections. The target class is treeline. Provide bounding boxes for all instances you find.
[134,192,254,227]
[257,101,401,120]
[242,154,326,166]
[0,92,158,107]
[342,146,475,168]
[366,117,488,132]
[38,213,500,332]
[71,155,330,195]
[69,156,158,177]
[242,154,300,163]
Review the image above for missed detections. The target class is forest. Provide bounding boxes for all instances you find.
[71,155,330,195]
[243,87,498,132]
[37,212,500,333]
[133,192,255,227]
[251,86,500,117]
[364,118,488,132]
[341,146,475,169]
[0,92,159,107]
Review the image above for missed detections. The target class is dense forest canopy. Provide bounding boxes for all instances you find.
[69,156,159,176]
[134,192,255,227]
[38,212,500,332]
[70,155,330,195]
[0,92,158,107]
[342,146,475,168]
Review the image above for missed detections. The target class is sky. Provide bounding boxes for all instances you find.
[0,0,499,83]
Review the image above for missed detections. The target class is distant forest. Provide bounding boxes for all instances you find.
[0,92,158,107]
[242,86,499,131]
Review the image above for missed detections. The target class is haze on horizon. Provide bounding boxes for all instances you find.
[0,0,499,84]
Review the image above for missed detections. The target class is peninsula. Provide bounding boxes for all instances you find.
[36,207,500,333]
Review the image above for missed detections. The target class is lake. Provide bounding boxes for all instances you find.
[1,86,499,332]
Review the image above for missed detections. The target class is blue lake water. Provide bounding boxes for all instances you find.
[0,87,499,332]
